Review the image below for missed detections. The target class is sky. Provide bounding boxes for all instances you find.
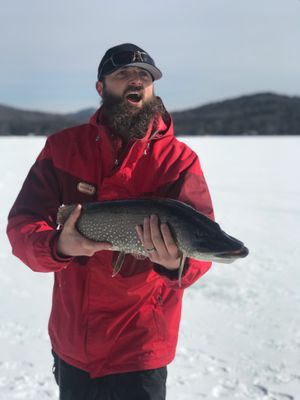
[0,0,299,113]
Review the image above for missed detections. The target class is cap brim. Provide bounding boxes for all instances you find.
[122,62,162,81]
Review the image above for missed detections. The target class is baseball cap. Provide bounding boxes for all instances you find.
[97,43,162,81]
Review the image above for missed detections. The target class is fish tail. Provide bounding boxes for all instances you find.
[56,204,77,226]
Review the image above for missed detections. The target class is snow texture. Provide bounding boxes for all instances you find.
[0,136,299,399]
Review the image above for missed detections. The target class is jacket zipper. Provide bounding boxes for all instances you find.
[111,129,159,173]
[111,138,136,173]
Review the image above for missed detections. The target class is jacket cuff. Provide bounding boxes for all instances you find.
[153,259,189,281]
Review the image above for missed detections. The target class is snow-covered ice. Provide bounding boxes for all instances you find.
[0,136,299,399]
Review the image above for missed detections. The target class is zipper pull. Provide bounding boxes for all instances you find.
[144,142,150,155]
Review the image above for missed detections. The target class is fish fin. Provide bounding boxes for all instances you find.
[178,253,187,288]
[112,252,126,277]
[56,204,76,226]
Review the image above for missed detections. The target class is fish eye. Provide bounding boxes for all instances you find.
[195,230,207,239]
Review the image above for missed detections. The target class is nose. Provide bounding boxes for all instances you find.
[128,70,143,85]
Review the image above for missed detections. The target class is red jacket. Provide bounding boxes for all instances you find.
[7,107,214,378]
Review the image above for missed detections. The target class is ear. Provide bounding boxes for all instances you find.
[96,81,104,97]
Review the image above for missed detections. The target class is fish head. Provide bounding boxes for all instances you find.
[181,212,249,263]
[201,231,249,263]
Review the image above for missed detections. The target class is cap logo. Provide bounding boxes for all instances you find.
[133,51,145,62]
[77,182,96,196]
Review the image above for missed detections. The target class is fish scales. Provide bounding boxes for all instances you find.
[57,198,249,264]
[74,200,188,255]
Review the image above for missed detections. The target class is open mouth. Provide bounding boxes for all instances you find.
[125,92,143,106]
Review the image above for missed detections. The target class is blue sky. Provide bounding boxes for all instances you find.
[1,0,299,113]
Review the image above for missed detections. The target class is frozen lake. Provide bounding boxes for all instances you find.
[0,136,299,399]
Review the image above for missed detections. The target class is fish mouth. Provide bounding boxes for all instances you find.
[215,246,249,261]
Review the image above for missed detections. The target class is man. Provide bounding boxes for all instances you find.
[7,43,214,400]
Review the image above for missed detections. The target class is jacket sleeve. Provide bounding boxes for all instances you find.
[153,150,214,289]
[6,138,74,272]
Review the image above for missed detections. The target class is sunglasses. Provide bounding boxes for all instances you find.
[98,50,154,79]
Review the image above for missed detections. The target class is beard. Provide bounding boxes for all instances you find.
[100,85,165,141]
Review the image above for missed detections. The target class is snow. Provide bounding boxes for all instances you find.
[0,136,299,399]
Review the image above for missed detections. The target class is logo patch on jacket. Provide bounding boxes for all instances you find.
[77,182,96,196]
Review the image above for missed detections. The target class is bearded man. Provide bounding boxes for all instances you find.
[7,43,214,400]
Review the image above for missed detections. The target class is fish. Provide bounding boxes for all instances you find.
[57,198,249,286]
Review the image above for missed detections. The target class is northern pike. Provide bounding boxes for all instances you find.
[57,199,249,285]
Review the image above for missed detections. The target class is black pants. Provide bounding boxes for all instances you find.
[52,351,167,400]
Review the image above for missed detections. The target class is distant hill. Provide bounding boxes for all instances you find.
[0,105,96,136]
[0,93,299,136]
[172,92,300,135]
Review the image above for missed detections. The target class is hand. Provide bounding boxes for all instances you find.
[136,214,181,270]
[57,204,112,257]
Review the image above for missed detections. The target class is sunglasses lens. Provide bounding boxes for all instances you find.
[112,51,136,66]
[98,49,157,80]
[111,51,153,66]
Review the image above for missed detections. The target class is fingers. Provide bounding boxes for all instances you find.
[135,215,181,270]
[142,215,155,250]
[136,225,144,246]
[160,223,179,257]
[57,204,112,257]
[137,215,166,256]
[147,215,168,255]
[136,215,179,257]
[65,204,82,228]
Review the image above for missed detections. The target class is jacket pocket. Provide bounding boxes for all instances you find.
[152,296,167,342]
